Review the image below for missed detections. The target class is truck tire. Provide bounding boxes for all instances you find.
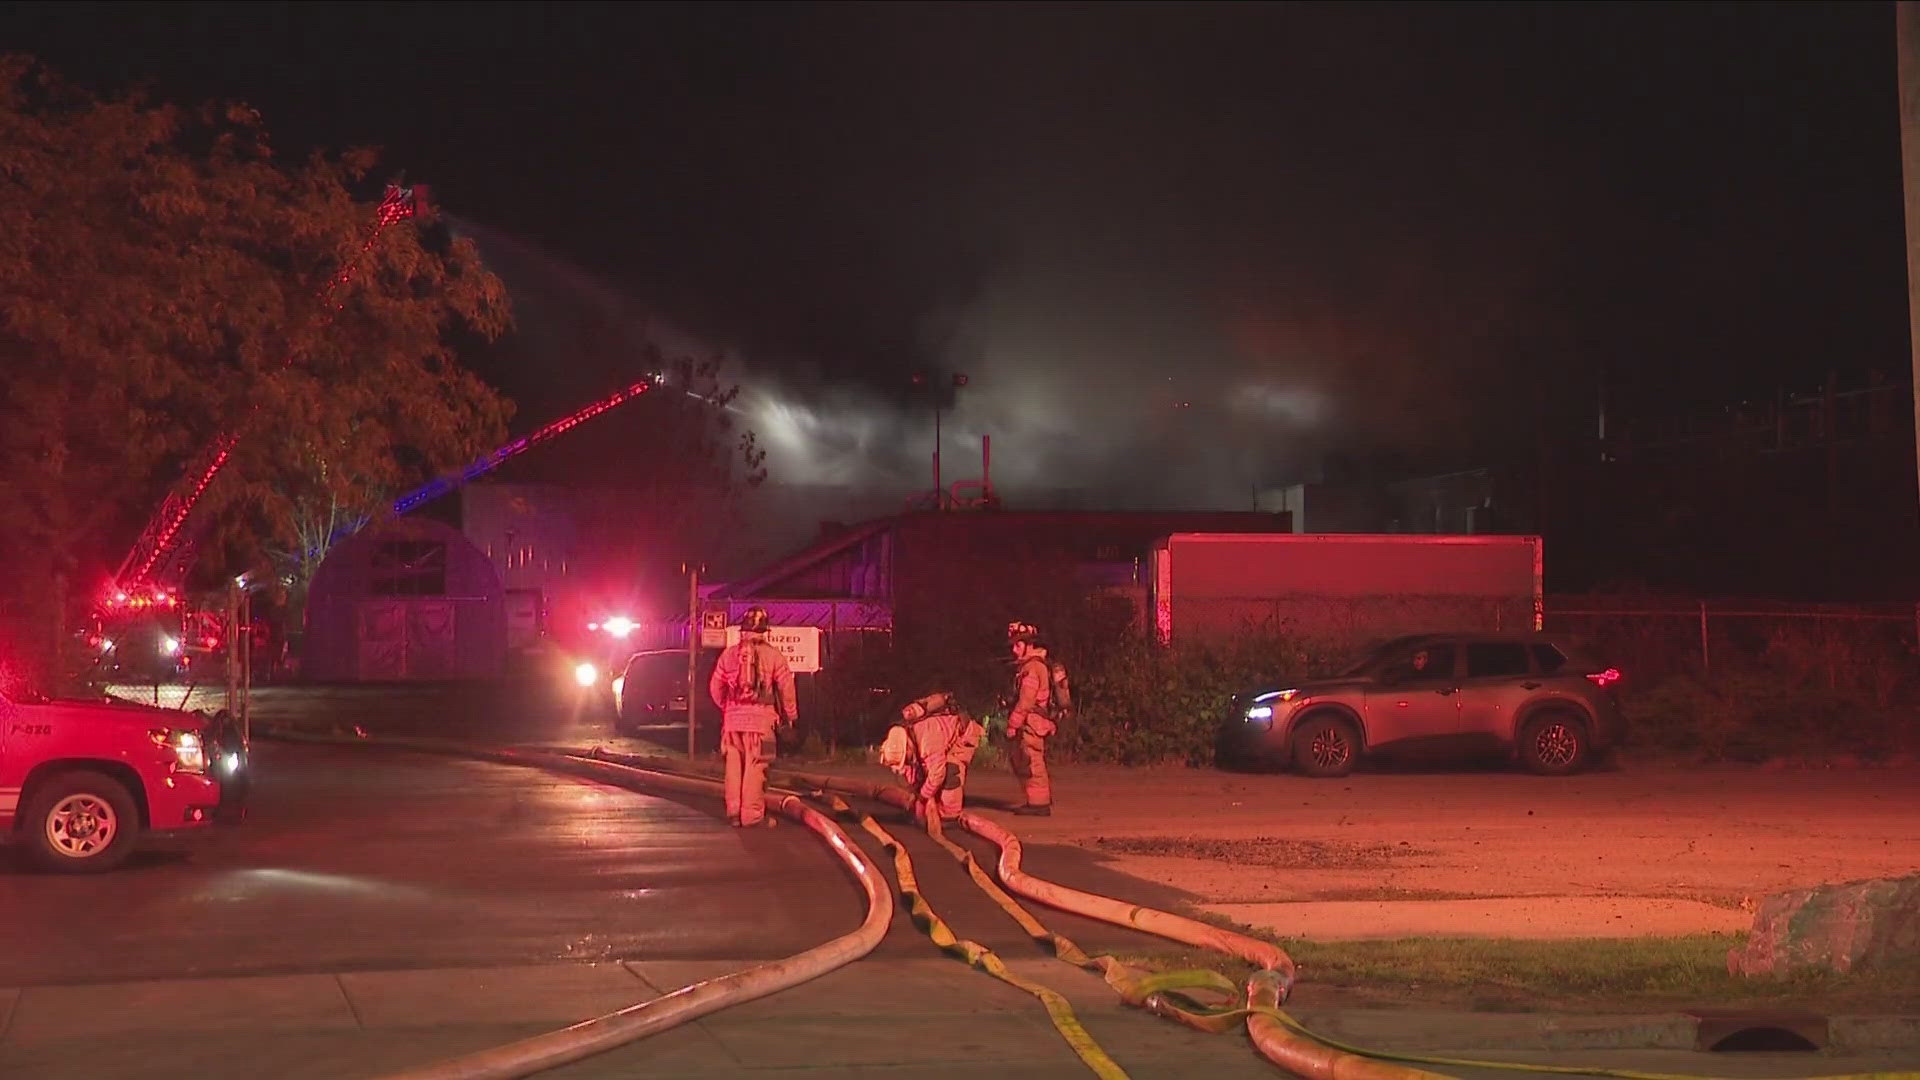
[1518,711,1590,776]
[1292,714,1360,778]
[22,770,142,873]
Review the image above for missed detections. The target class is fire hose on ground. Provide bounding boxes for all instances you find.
[613,750,1920,1080]
[820,791,1133,1080]
[264,730,1918,1080]
[579,748,1448,1079]
[765,762,1455,1080]
[257,730,892,1080]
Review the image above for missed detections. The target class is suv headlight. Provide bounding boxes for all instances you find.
[170,730,207,773]
[1245,689,1300,722]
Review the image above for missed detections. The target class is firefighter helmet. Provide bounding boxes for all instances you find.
[1007,621,1040,645]
[740,606,771,633]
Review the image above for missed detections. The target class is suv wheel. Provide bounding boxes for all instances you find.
[1518,712,1590,776]
[22,770,142,873]
[1292,715,1360,778]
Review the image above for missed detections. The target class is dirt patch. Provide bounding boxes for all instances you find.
[1093,835,1430,870]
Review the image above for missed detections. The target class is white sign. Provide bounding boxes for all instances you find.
[723,625,821,673]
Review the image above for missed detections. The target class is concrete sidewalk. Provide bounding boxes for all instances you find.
[4,958,1916,1079]
[1204,896,1751,940]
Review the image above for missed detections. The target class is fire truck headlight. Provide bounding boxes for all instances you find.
[574,662,599,688]
[602,617,636,639]
[160,636,181,657]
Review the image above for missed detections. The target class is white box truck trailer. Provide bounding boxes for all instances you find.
[1148,533,1543,646]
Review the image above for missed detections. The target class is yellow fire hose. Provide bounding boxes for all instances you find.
[758,762,1920,1080]
[817,793,1132,1079]
[274,733,1917,1080]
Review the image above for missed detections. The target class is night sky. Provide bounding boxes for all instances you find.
[10,2,1909,505]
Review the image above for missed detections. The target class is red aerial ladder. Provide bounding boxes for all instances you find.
[107,184,422,605]
[91,182,675,683]
[89,185,422,678]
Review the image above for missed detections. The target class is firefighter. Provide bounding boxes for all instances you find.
[877,691,986,821]
[1005,621,1070,816]
[707,606,797,828]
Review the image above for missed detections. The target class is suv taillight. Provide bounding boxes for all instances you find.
[1585,668,1622,689]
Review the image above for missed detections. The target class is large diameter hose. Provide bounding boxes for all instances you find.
[769,768,1296,989]
[256,731,891,1080]
[760,768,1463,1080]
[957,808,1295,988]
[384,784,888,1080]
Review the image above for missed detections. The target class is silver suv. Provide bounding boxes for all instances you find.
[1219,633,1624,777]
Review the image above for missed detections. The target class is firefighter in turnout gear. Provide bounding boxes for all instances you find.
[877,691,986,821]
[1006,621,1070,815]
[708,606,797,827]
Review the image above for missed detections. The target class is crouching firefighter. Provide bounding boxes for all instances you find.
[877,691,986,822]
[1006,621,1071,816]
[708,606,797,827]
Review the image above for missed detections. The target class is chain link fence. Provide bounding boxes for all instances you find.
[1544,596,1920,706]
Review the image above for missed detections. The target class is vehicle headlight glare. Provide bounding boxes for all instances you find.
[171,730,207,773]
[574,662,599,688]
[1245,705,1273,720]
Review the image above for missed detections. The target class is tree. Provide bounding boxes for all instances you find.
[0,57,512,678]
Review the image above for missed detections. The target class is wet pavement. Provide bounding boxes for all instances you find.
[2,682,1188,988]
[5,682,1912,1078]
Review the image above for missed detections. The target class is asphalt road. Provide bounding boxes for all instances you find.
[6,684,1914,1079]
[0,685,1185,987]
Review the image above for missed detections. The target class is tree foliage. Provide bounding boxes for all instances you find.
[0,56,513,663]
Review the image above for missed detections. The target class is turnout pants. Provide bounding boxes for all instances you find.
[722,730,774,825]
[1010,730,1051,807]
[936,760,969,819]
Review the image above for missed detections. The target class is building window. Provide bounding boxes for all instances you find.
[372,540,447,596]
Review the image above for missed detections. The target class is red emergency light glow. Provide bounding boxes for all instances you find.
[1585,667,1622,688]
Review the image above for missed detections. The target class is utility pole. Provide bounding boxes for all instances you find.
[240,588,252,744]
[1898,2,1920,509]
[685,563,700,760]
[225,582,239,718]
